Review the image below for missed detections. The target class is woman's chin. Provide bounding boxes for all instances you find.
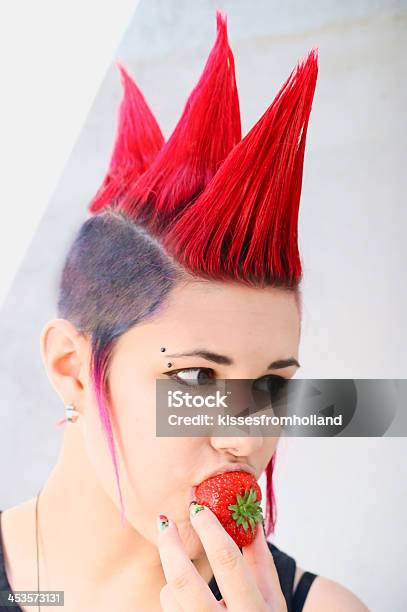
[177,520,206,558]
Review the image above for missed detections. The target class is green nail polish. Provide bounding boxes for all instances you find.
[157,514,169,531]
[190,503,205,517]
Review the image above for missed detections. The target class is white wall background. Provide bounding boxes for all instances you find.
[1,1,406,611]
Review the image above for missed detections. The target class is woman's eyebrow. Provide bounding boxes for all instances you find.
[164,349,300,370]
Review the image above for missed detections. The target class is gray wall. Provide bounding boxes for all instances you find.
[1,1,406,610]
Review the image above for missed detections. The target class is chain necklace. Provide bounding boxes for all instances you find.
[35,488,42,612]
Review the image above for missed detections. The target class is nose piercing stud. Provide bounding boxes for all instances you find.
[160,347,166,352]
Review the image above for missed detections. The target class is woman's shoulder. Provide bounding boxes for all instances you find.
[1,498,37,551]
[298,571,370,611]
[268,542,369,612]
[0,499,38,593]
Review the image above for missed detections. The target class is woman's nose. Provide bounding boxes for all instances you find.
[209,435,263,456]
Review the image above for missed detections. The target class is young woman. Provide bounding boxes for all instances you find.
[0,13,368,612]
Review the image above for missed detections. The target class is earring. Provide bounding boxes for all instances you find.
[65,404,80,423]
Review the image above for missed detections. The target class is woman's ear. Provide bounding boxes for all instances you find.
[40,319,91,408]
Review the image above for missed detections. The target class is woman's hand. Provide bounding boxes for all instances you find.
[157,503,288,611]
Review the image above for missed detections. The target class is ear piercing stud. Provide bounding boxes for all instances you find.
[65,404,80,423]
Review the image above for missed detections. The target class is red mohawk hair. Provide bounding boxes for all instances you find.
[162,49,319,287]
[88,62,164,214]
[118,11,241,232]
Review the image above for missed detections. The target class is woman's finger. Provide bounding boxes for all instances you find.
[156,514,220,611]
[242,523,286,608]
[189,502,265,611]
[159,584,183,612]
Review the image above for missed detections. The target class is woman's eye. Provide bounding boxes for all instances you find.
[251,375,288,412]
[165,367,216,387]
[252,374,287,394]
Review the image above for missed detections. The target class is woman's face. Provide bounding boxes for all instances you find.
[81,280,301,558]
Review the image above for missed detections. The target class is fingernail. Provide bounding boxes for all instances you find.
[157,514,170,531]
[189,501,205,518]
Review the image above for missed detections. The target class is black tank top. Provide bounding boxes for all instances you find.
[0,509,317,611]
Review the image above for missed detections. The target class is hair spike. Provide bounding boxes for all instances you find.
[118,10,241,232]
[88,61,164,214]
[162,48,319,287]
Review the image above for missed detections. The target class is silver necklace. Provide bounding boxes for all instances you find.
[35,488,42,612]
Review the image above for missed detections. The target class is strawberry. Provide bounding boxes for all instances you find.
[195,470,264,547]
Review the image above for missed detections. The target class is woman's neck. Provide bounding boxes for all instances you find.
[33,427,213,610]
